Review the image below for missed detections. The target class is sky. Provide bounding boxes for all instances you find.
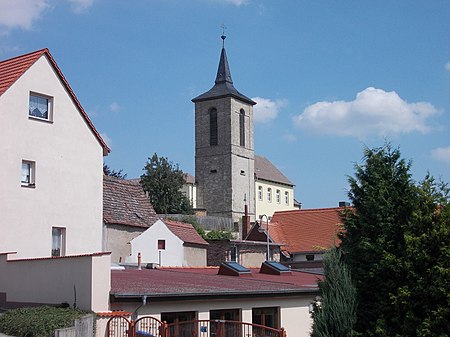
[1,0,449,209]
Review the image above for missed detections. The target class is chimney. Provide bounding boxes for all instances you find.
[242,204,251,239]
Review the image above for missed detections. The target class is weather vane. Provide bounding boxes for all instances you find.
[221,24,227,47]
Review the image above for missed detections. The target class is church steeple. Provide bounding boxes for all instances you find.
[192,35,256,105]
[215,35,233,84]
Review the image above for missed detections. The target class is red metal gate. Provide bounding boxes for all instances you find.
[107,316,165,337]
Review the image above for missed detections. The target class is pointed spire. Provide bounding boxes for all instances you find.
[215,46,233,84]
[192,33,256,106]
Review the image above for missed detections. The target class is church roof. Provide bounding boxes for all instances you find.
[255,155,294,186]
[192,37,256,105]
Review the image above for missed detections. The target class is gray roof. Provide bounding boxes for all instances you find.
[255,155,294,186]
[192,45,256,105]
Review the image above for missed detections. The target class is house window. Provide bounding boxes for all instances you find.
[239,109,245,147]
[230,246,238,262]
[52,227,66,257]
[252,307,280,329]
[258,186,263,201]
[285,191,289,205]
[267,188,272,203]
[276,189,281,204]
[158,239,166,250]
[210,309,240,336]
[306,254,315,261]
[21,160,35,187]
[209,108,218,146]
[29,93,52,121]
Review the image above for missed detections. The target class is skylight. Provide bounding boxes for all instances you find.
[218,261,251,276]
[260,261,291,275]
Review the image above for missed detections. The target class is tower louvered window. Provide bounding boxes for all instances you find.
[239,109,245,147]
[210,108,218,146]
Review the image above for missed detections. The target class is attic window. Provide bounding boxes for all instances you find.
[260,261,291,275]
[240,170,245,176]
[306,254,315,261]
[29,93,52,121]
[218,261,251,276]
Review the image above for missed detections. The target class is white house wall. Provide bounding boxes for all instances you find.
[128,220,184,266]
[111,295,314,337]
[0,55,104,259]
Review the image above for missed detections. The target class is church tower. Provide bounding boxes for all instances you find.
[192,35,256,224]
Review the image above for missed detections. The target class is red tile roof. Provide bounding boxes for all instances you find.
[103,176,158,228]
[248,207,349,255]
[163,219,208,246]
[110,267,320,299]
[272,207,347,253]
[0,48,110,154]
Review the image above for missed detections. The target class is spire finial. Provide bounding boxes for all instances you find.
[221,24,227,48]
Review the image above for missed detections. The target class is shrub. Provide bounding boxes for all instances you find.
[0,306,89,337]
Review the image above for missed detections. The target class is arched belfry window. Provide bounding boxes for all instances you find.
[210,108,218,146]
[239,109,245,147]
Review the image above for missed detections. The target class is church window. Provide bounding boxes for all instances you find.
[239,109,245,147]
[209,108,218,146]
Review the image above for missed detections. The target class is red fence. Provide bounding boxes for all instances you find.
[107,316,286,337]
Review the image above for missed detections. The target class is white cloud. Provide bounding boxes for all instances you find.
[100,132,112,148]
[431,147,450,165]
[67,0,94,14]
[252,97,287,123]
[445,62,450,71]
[0,0,49,31]
[293,87,439,139]
[109,102,121,112]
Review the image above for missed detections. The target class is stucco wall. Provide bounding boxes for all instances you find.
[183,245,207,267]
[110,295,314,337]
[0,55,104,259]
[256,180,295,220]
[103,224,145,263]
[0,252,110,312]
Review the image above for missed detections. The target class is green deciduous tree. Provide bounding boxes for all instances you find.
[339,144,450,337]
[311,247,357,337]
[141,153,193,215]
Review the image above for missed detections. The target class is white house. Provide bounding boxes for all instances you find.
[0,48,109,259]
[127,219,208,267]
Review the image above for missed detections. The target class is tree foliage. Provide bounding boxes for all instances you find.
[311,247,357,337]
[141,153,193,215]
[103,163,127,179]
[339,144,450,337]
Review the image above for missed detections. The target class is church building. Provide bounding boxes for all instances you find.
[191,35,297,225]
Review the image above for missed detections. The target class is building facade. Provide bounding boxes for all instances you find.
[0,49,109,259]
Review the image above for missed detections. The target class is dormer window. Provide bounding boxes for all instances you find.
[29,93,52,121]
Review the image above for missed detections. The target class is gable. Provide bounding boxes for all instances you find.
[0,49,109,155]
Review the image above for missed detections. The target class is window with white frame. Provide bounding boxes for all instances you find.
[267,188,272,203]
[276,189,281,203]
[285,191,289,205]
[29,93,52,121]
[52,227,66,257]
[258,186,263,201]
[21,160,35,187]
